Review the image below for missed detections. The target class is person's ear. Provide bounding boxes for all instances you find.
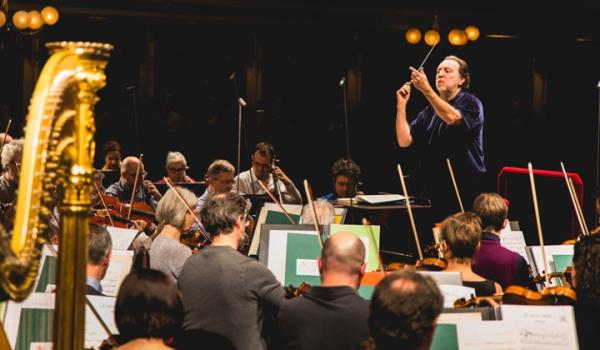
[501,219,509,230]
[317,256,323,272]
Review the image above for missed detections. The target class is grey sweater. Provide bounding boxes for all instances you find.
[178,245,285,350]
[149,235,191,282]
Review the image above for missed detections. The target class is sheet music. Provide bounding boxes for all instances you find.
[438,311,482,324]
[437,284,475,308]
[500,230,530,264]
[501,305,579,350]
[4,293,54,348]
[85,295,118,349]
[106,226,139,251]
[249,202,303,256]
[101,250,134,297]
[457,320,520,350]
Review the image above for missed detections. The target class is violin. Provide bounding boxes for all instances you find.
[284,282,312,298]
[89,208,134,228]
[100,194,155,225]
[454,295,502,308]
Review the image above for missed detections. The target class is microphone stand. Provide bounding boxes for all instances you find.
[339,76,350,159]
[237,97,246,195]
[596,81,600,225]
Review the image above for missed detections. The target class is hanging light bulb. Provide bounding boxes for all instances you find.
[12,10,30,30]
[424,30,440,46]
[405,28,422,44]
[465,25,480,41]
[448,29,462,46]
[0,12,6,28]
[41,6,59,25]
[28,10,43,30]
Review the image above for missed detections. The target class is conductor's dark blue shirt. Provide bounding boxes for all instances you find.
[409,91,485,176]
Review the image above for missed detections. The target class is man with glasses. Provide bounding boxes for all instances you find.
[156,151,196,184]
[105,156,161,209]
[233,142,302,205]
[196,159,236,213]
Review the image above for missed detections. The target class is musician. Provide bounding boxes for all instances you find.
[114,269,183,350]
[196,159,235,213]
[86,224,112,296]
[155,151,196,184]
[472,193,532,289]
[277,232,370,350]
[233,142,302,205]
[395,55,485,221]
[321,158,362,200]
[105,156,161,210]
[440,212,502,296]
[0,138,22,204]
[149,187,195,282]
[178,192,285,350]
[101,140,122,171]
[366,271,443,350]
[299,199,336,225]
[572,234,600,350]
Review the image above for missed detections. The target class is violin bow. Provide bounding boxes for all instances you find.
[303,179,324,249]
[397,164,424,260]
[163,177,212,243]
[94,183,115,227]
[560,162,589,236]
[127,153,144,220]
[256,178,295,224]
[446,158,465,213]
[362,217,385,277]
[0,118,11,153]
[528,163,550,286]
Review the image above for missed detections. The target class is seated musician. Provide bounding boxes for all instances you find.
[101,140,122,171]
[86,224,112,296]
[321,158,362,200]
[0,138,23,204]
[572,234,600,350]
[105,156,161,210]
[441,212,502,296]
[155,151,196,184]
[471,193,532,289]
[178,192,285,350]
[149,187,195,282]
[233,142,302,205]
[299,199,336,225]
[196,159,235,213]
[277,232,370,350]
[366,271,443,350]
[114,269,183,350]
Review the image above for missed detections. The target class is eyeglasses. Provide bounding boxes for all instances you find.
[212,177,235,185]
[168,167,187,173]
[126,171,147,179]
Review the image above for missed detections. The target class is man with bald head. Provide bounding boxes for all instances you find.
[105,156,162,209]
[277,232,370,350]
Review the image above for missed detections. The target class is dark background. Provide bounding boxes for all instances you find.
[1,1,599,247]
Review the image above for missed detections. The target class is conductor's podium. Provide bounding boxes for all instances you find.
[497,166,584,244]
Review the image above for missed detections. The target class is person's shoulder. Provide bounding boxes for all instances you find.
[458,91,483,106]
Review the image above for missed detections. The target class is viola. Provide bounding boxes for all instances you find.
[502,285,552,305]
[89,208,134,228]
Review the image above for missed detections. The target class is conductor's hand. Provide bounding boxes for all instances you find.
[396,82,411,108]
[409,66,432,94]
[271,166,292,186]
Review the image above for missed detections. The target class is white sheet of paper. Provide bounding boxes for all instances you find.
[29,343,53,350]
[296,259,319,276]
[438,311,482,324]
[500,230,530,264]
[85,295,118,349]
[356,194,405,204]
[457,320,520,350]
[268,229,319,284]
[501,305,579,350]
[101,250,133,297]
[438,284,475,308]
[106,226,139,251]
[4,293,54,349]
